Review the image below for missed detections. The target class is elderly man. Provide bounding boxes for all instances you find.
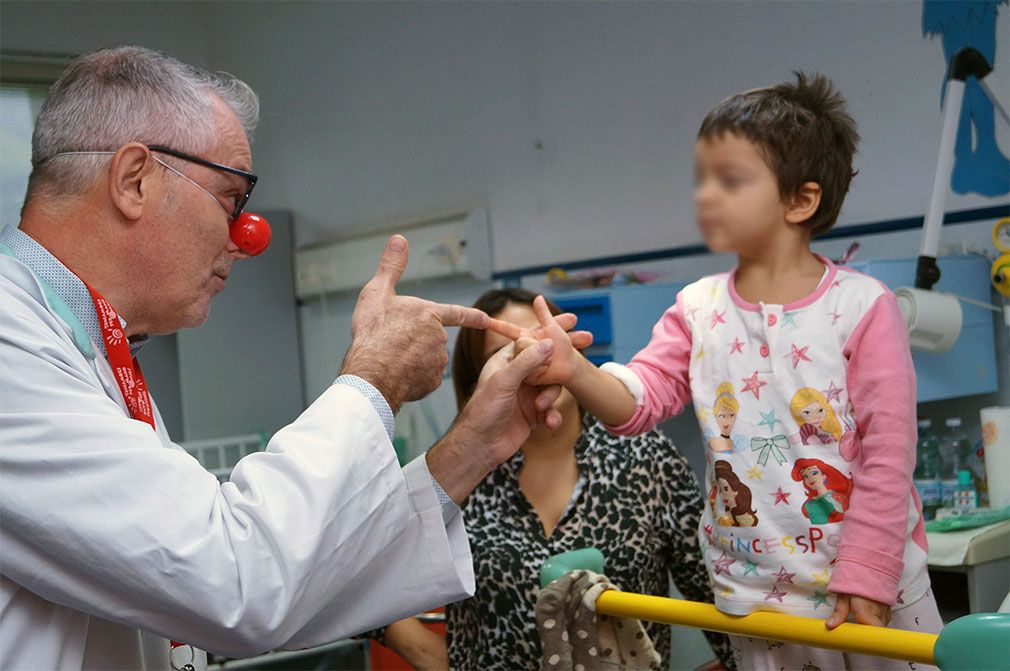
[0,46,570,671]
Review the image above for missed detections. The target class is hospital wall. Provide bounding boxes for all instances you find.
[206,0,1007,273]
[2,1,1006,464]
[203,0,1005,457]
[6,1,1006,272]
[2,2,1007,666]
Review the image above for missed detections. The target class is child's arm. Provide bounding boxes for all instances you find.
[826,291,918,628]
[524,294,694,433]
[567,354,639,427]
[518,296,638,426]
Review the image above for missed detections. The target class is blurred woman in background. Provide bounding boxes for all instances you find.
[378,288,731,670]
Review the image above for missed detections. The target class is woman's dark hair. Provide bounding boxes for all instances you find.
[714,460,759,526]
[451,288,563,411]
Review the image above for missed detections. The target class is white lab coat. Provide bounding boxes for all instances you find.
[0,252,475,670]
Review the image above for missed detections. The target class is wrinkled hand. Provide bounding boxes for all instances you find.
[512,295,591,386]
[455,339,564,468]
[342,235,507,411]
[825,593,892,629]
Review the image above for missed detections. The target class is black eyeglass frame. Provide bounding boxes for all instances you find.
[148,145,257,220]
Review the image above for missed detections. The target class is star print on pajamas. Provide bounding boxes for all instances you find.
[774,566,796,584]
[763,585,787,603]
[811,569,830,586]
[713,553,736,577]
[823,381,843,403]
[741,371,766,399]
[784,343,812,368]
[758,409,782,431]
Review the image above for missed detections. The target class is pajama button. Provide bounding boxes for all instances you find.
[767,314,777,326]
[760,344,770,357]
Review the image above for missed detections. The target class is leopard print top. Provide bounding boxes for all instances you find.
[446,416,732,670]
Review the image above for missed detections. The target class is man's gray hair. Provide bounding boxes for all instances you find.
[27,45,259,200]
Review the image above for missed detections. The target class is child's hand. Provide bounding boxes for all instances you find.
[825,593,892,629]
[513,296,591,386]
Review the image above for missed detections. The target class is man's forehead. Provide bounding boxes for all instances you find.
[210,96,253,171]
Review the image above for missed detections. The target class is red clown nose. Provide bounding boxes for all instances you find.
[230,212,271,256]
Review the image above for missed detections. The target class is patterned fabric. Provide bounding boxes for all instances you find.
[610,256,931,615]
[0,225,146,357]
[333,374,396,440]
[536,570,661,671]
[729,590,943,671]
[446,416,732,670]
[2,224,108,359]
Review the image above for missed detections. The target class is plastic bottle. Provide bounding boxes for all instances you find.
[953,469,978,514]
[963,437,989,508]
[939,418,972,510]
[914,419,941,520]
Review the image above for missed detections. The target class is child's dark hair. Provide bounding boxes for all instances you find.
[698,72,859,236]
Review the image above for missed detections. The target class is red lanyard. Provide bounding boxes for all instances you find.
[88,286,184,655]
[86,285,155,430]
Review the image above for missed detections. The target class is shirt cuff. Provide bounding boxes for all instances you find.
[430,474,461,526]
[335,374,395,440]
[404,454,461,526]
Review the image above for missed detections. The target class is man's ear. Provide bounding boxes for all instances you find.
[107,143,160,221]
[785,181,822,225]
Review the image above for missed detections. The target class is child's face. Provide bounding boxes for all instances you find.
[694,132,788,254]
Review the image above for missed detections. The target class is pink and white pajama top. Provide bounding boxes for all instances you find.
[601,256,930,616]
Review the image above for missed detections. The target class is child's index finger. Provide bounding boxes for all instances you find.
[533,295,555,328]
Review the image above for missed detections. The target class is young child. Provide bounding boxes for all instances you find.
[521,73,942,670]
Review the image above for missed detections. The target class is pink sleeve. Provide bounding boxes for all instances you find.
[828,291,918,606]
[605,293,694,436]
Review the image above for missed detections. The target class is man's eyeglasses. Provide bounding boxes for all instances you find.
[40,145,258,221]
[148,146,257,221]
